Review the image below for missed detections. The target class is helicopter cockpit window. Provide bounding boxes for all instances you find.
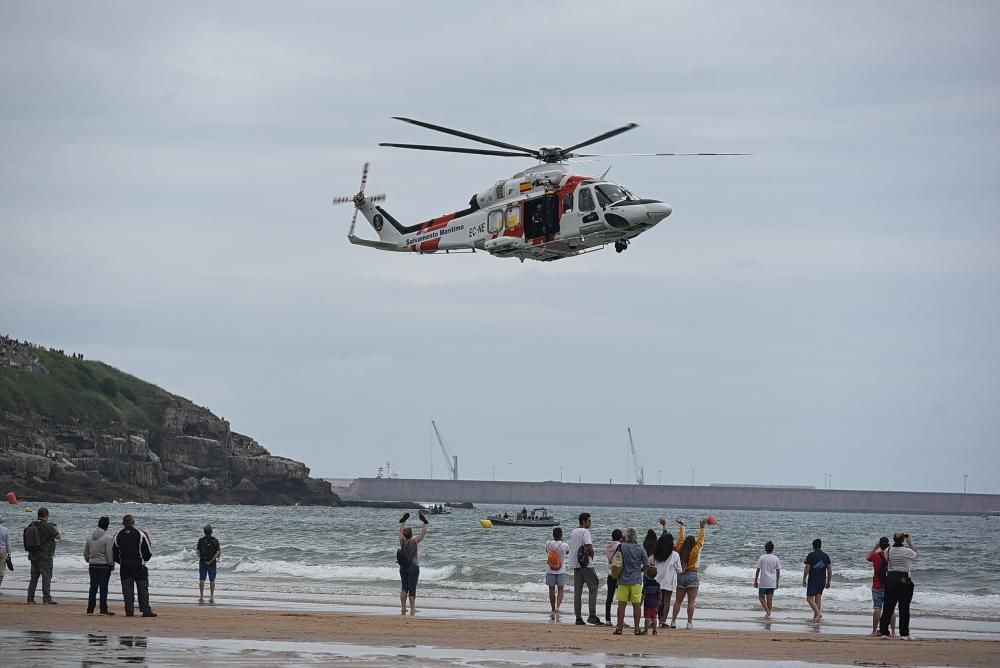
[562,192,573,213]
[595,184,632,207]
[578,188,595,212]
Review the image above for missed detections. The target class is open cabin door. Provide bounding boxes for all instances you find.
[524,193,559,241]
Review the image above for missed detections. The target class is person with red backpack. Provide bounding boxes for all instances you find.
[25,507,61,604]
[544,527,570,617]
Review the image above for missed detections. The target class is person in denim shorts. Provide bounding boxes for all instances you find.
[867,537,896,636]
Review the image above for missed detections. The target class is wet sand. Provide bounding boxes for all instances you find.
[1,599,998,666]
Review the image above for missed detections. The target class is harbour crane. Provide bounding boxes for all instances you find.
[431,420,459,481]
[628,427,645,485]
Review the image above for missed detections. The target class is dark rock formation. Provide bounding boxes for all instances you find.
[0,339,340,505]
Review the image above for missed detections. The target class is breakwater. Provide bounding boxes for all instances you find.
[337,478,1000,516]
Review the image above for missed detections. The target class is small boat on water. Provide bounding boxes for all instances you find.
[422,503,451,515]
[487,507,559,527]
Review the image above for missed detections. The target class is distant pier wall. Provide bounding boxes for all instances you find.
[341,478,1000,516]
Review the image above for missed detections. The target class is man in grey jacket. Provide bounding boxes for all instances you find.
[84,516,115,615]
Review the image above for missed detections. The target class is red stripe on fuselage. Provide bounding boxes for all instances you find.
[419,213,456,235]
[419,237,441,252]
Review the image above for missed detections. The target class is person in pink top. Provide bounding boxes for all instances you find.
[604,529,623,625]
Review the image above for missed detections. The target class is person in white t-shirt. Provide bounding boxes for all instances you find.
[753,541,781,617]
[567,512,604,625]
[544,527,570,617]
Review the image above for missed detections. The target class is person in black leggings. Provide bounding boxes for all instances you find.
[604,529,623,624]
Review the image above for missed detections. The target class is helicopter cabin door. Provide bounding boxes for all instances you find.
[559,185,600,238]
[523,193,560,241]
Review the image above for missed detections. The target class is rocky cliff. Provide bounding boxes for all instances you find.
[0,337,340,505]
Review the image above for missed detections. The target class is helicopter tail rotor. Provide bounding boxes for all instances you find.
[333,162,386,236]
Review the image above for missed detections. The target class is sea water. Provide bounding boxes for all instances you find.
[2,503,998,623]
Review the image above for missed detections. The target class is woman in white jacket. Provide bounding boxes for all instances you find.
[654,519,682,627]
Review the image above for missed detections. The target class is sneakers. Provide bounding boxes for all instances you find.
[575,618,587,625]
[141,611,158,618]
[587,616,605,626]
[685,622,694,629]
[100,610,116,616]
[43,600,58,605]
[86,609,95,615]
[901,634,915,640]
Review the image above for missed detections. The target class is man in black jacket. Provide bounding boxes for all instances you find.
[113,514,156,618]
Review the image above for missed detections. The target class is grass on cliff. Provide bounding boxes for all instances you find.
[0,349,197,430]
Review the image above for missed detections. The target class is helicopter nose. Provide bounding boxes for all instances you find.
[645,201,672,222]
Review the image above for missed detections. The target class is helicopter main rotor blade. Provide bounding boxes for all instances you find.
[379,142,535,158]
[560,123,639,156]
[391,117,539,157]
[575,152,752,157]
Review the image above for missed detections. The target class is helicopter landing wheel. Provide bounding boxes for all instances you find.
[614,240,629,253]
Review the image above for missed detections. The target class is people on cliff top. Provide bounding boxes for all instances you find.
[198,524,221,604]
[113,514,156,617]
[26,507,61,604]
[84,515,115,615]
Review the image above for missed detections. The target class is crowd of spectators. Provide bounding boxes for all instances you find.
[1,333,83,370]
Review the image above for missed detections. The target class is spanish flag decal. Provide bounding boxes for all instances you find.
[519,182,532,193]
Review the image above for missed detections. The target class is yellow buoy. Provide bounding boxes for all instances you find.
[24,506,32,512]
[479,519,493,529]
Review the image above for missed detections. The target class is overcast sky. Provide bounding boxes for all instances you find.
[2,2,998,494]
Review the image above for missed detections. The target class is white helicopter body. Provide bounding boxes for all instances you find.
[336,118,741,262]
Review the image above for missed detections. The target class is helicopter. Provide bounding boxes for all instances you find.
[334,117,745,262]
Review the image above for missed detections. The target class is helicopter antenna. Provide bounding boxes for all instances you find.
[600,165,613,179]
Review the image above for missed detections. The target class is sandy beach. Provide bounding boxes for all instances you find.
[1,599,997,666]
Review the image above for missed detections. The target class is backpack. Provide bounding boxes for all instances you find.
[546,543,563,571]
[23,522,42,553]
[609,546,624,579]
[198,538,217,562]
[396,547,412,568]
[577,543,590,568]
[877,549,889,583]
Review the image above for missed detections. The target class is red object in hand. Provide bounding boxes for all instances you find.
[706,515,719,525]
